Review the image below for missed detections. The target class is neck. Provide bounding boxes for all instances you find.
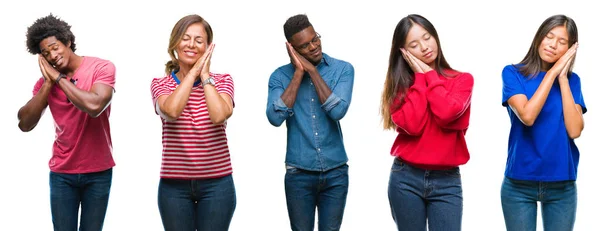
[176,64,193,80]
[63,54,83,76]
[428,62,436,70]
[541,61,551,72]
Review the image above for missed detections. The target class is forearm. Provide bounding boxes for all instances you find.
[17,83,52,131]
[280,71,303,107]
[559,78,584,138]
[158,78,196,120]
[57,79,111,117]
[425,72,473,124]
[517,72,556,124]
[203,85,232,124]
[391,76,429,135]
[307,69,332,104]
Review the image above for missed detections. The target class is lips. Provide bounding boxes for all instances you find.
[53,58,63,67]
[184,50,197,57]
[310,48,321,57]
[424,51,433,58]
[543,49,555,56]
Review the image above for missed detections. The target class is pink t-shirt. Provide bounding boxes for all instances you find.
[32,56,116,173]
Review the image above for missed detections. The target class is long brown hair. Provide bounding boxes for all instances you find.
[165,14,213,75]
[381,14,453,130]
[517,15,577,78]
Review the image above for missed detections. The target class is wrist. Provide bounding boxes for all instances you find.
[200,73,210,82]
[54,73,66,84]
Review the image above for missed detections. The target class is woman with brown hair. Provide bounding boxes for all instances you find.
[150,14,236,231]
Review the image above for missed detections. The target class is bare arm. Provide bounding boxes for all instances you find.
[17,80,52,132]
[557,56,584,139]
[280,70,304,107]
[199,50,234,124]
[59,81,114,118]
[280,43,306,107]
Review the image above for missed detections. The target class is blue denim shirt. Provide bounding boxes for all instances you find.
[266,53,354,172]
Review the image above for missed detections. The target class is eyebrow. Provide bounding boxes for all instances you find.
[406,33,430,46]
[41,42,57,52]
[548,31,568,41]
[299,34,318,47]
[183,34,203,39]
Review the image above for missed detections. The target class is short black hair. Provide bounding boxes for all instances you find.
[283,14,312,41]
[26,14,76,54]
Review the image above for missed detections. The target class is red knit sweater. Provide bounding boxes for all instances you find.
[390,70,473,170]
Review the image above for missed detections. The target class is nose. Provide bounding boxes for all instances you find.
[49,50,60,61]
[186,40,196,48]
[419,42,428,52]
[549,39,558,49]
[307,42,318,51]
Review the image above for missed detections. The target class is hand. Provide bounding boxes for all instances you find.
[401,48,427,73]
[558,52,575,81]
[551,42,578,77]
[200,44,214,81]
[189,43,215,80]
[295,50,317,74]
[286,42,304,73]
[38,55,60,82]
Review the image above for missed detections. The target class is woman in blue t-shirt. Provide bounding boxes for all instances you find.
[500,14,586,231]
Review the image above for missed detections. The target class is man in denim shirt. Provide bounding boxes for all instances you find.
[266,14,354,231]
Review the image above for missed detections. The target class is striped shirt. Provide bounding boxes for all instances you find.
[150,72,234,179]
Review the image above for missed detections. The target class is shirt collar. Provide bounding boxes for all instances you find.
[171,69,201,87]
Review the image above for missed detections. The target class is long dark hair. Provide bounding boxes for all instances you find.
[517,14,577,78]
[381,14,453,130]
[165,14,213,75]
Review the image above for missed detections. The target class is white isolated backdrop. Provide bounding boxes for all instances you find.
[1,0,597,230]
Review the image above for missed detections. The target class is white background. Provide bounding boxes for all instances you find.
[1,0,597,230]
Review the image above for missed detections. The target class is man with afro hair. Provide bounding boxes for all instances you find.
[266,14,354,231]
[17,14,116,231]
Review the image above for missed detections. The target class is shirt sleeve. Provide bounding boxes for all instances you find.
[32,77,45,95]
[424,71,473,127]
[214,73,235,107]
[391,73,429,136]
[93,61,116,90]
[266,69,294,127]
[502,65,526,107]
[150,78,172,115]
[321,63,354,121]
[569,72,587,114]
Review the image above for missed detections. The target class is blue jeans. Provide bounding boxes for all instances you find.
[388,158,462,231]
[158,175,236,231]
[501,177,577,231]
[49,168,113,231]
[285,164,349,231]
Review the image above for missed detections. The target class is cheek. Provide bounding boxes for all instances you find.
[556,46,569,56]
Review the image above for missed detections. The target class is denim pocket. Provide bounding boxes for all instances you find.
[335,164,349,174]
[286,166,301,174]
[391,159,405,172]
[443,168,461,178]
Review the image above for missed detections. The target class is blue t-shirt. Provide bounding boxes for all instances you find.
[501,64,587,181]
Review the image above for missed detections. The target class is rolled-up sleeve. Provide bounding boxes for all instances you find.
[321,64,354,121]
[266,70,294,127]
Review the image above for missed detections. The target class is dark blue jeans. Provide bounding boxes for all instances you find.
[49,168,113,231]
[501,177,577,231]
[388,158,463,231]
[158,175,236,231]
[284,164,349,231]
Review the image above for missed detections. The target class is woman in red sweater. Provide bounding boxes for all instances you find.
[380,14,474,231]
